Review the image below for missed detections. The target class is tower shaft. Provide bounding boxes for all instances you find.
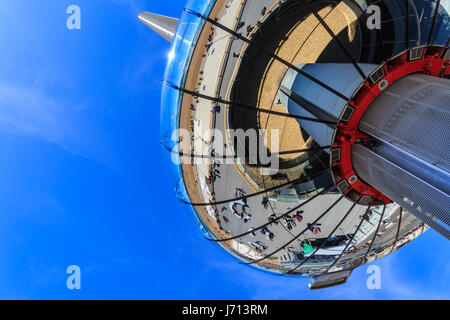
[352,74,450,238]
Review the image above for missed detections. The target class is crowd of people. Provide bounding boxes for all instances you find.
[218,185,324,249]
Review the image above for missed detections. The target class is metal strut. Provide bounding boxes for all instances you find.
[428,0,441,45]
[163,143,332,160]
[405,0,410,49]
[283,202,357,275]
[210,184,336,242]
[303,0,367,80]
[243,196,344,265]
[183,8,350,102]
[177,168,332,207]
[164,81,339,126]
[354,205,387,268]
[318,207,369,275]
[388,207,403,255]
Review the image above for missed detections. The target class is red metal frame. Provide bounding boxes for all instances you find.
[331,45,449,205]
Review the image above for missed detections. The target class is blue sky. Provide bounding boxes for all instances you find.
[0,0,448,299]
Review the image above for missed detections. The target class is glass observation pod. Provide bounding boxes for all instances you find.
[155,0,449,288]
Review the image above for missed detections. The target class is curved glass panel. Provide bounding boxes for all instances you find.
[411,0,449,45]
[175,178,192,203]
[364,206,403,263]
[161,0,216,151]
[155,0,448,282]
[328,205,384,271]
[433,2,450,45]
[160,0,216,240]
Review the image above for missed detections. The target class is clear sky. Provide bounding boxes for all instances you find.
[0,0,448,300]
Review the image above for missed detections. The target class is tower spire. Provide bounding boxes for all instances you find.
[138,12,178,42]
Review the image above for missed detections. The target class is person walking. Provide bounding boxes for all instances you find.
[261,6,267,16]
[268,214,278,225]
[262,196,269,209]
[294,212,303,222]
